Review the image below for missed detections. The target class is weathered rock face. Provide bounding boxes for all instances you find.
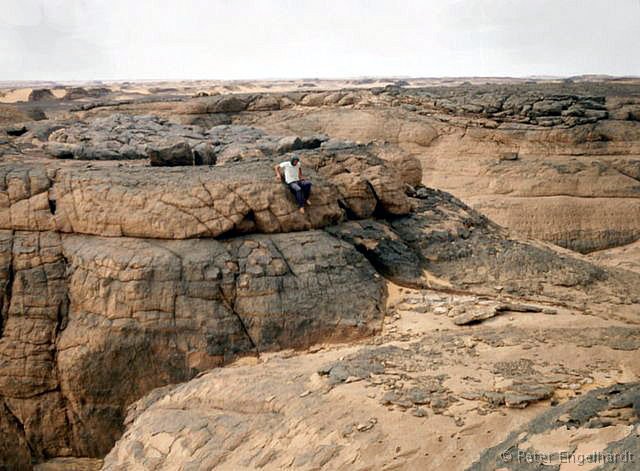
[1,82,639,469]
[0,144,638,467]
[53,163,344,238]
[0,228,386,464]
[327,187,640,322]
[0,129,406,466]
[101,314,640,471]
[30,83,638,255]
[0,230,71,469]
[54,231,385,457]
[1,140,412,240]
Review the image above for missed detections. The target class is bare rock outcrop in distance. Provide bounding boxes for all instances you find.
[27,89,56,102]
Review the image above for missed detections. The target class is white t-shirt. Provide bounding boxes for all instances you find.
[279,161,301,184]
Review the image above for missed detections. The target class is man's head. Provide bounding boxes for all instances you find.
[290,155,300,166]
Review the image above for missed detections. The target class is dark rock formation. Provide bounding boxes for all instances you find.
[63,87,111,101]
[469,383,640,471]
[27,89,56,102]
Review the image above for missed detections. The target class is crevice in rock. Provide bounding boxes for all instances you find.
[336,198,358,220]
[218,282,258,355]
[0,267,12,340]
[216,211,257,240]
[48,198,57,215]
[351,245,424,290]
[364,180,385,217]
[193,149,202,166]
[6,127,27,137]
[55,294,69,335]
[1,234,14,339]
[2,398,36,458]
[50,242,73,456]
[269,240,295,277]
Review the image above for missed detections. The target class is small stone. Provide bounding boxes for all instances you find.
[499,152,519,161]
[380,391,401,405]
[431,397,447,409]
[481,391,505,406]
[412,408,428,417]
[460,391,482,401]
[356,419,376,432]
[341,424,354,437]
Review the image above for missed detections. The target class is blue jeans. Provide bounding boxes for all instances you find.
[288,180,312,208]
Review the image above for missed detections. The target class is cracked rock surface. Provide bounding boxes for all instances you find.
[0,81,639,470]
[102,284,640,470]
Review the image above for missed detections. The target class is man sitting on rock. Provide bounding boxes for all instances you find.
[275,155,312,214]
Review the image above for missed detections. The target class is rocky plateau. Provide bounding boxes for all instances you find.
[0,77,639,470]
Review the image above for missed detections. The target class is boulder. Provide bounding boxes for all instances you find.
[52,163,347,238]
[0,164,56,232]
[206,95,248,113]
[191,142,216,165]
[276,135,303,153]
[147,140,193,166]
[300,92,329,107]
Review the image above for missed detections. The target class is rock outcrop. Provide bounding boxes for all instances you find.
[28,89,56,102]
[101,309,640,470]
[171,84,638,255]
[62,88,111,101]
[0,81,639,470]
[0,128,407,466]
[29,82,638,254]
[470,383,640,470]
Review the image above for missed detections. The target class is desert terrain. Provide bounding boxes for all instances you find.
[0,76,639,470]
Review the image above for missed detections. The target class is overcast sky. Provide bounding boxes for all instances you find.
[1,0,639,81]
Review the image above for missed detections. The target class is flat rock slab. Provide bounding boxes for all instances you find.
[452,302,546,325]
[468,383,640,471]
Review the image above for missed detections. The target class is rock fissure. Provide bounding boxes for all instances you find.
[1,398,35,459]
[218,281,258,356]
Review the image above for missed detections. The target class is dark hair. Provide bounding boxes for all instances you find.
[290,156,300,164]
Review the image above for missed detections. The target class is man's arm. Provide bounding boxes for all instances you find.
[275,164,282,181]
[298,166,304,181]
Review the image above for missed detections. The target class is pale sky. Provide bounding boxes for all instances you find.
[1,0,639,81]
